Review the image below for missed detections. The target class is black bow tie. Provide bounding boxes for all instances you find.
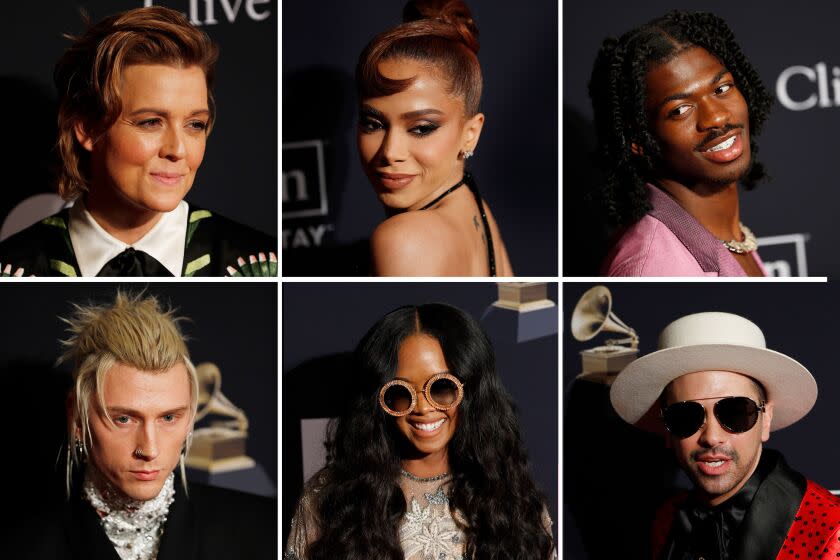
[96,247,174,277]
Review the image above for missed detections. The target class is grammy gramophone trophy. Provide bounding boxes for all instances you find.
[571,285,639,384]
[185,363,273,494]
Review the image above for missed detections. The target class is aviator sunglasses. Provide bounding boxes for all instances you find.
[661,396,765,439]
[378,372,464,417]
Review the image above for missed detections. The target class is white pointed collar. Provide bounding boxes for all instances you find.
[68,199,188,277]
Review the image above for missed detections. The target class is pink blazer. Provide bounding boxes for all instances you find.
[602,185,767,277]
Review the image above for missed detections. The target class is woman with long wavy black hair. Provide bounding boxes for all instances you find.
[285,303,554,559]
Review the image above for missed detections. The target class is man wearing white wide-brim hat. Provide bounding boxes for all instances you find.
[610,311,840,560]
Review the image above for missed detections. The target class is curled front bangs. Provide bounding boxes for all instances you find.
[355,21,482,116]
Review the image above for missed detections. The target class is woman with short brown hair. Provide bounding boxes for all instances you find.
[0,7,276,277]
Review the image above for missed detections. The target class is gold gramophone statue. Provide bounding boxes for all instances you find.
[571,285,639,384]
[185,363,256,472]
[481,282,557,343]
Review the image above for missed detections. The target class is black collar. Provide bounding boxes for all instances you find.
[156,479,197,559]
[663,449,806,560]
[730,449,806,560]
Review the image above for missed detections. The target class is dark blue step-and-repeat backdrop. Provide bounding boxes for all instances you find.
[1,1,276,240]
[564,282,840,559]
[564,1,840,276]
[282,1,558,276]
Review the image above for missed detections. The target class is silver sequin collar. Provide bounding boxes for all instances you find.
[83,469,176,560]
[401,469,451,483]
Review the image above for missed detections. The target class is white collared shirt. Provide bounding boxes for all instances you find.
[68,200,188,277]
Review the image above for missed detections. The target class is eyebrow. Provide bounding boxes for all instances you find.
[401,109,444,119]
[654,68,732,110]
[127,108,210,118]
[106,405,190,416]
[393,371,453,383]
[360,104,444,120]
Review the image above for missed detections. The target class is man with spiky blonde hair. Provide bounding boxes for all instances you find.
[13,291,275,560]
[61,291,199,504]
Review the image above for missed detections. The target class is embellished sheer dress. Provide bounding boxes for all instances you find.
[286,470,554,560]
[286,470,463,560]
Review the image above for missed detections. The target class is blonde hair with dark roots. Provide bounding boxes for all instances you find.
[54,6,219,200]
[59,291,199,496]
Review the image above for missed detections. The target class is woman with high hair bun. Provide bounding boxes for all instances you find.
[356,0,512,277]
[286,303,555,559]
[0,6,276,277]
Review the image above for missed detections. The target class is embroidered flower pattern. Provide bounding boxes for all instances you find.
[286,475,472,560]
[399,487,464,560]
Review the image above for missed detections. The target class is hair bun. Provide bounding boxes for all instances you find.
[402,0,479,54]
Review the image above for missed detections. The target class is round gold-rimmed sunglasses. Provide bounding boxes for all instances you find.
[378,372,464,417]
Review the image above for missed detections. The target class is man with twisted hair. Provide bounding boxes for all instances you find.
[589,11,772,276]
